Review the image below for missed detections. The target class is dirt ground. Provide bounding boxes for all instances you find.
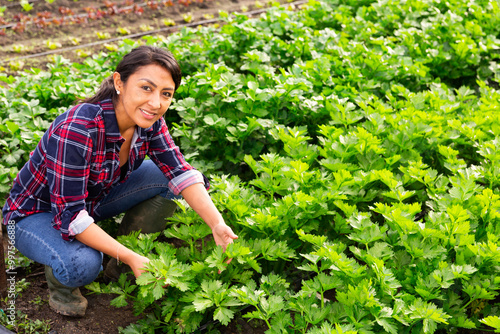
[0,0,285,72]
[2,262,143,333]
[1,227,267,333]
[0,0,281,332]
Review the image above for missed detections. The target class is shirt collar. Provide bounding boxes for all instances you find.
[99,99,122,142]
[98,99,155,143]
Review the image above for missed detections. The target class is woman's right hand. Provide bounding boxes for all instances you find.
[128,253,168,287]
[74,224,151,278]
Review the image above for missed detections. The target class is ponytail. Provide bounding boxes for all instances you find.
[80,76,117,104]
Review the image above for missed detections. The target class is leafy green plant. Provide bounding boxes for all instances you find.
[1,0,500,333]
[104,43,119,52]
[96,31,111,40]
[0,310,51,333]
[163,18,175,26]
[11,44,32,53]
[87,273,138,308]
[20,0,33,11]
[117,27,131,35]
[480,316,500,332]
[182,13,192,23]
[139,24,154,32]
[232,279,284,329]
[45,40,62,50]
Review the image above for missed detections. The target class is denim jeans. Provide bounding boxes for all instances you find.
[13,160,178,287]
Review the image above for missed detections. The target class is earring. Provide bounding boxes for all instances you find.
[116,90,120,95]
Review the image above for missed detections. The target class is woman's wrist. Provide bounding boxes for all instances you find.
[211,220,227,231]
[116,244,139,266]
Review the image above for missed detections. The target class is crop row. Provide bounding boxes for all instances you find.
[1,0,500,333]
[0,0,207,34]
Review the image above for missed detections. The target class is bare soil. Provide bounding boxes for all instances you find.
[2,227,267,333]
[3,262,143,333]
[0,0,280,73]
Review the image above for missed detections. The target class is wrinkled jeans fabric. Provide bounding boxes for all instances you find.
[13,160,178,287]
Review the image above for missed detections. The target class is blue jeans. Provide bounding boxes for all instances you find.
[13,160,178,287]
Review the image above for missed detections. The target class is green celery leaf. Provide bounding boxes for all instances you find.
[110,294,128,308]
[213,307,235,325]
[193,297,213,312]
[480,316,500,332]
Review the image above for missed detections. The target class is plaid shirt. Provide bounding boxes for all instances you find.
[2,99,208,240]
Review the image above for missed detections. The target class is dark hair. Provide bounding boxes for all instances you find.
[82,46,182,104]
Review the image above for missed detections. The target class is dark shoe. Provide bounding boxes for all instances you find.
[45,266,87,317]
[104,195,178,281]
[117,195,178,236]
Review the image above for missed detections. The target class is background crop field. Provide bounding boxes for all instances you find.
[1,0,500,333]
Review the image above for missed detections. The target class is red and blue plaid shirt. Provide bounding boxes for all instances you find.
[2,99,208,240]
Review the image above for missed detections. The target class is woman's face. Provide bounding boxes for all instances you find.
[113,64,175,133]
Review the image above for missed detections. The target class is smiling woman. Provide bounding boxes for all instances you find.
[1,45,238,318]
[113,64,176,133]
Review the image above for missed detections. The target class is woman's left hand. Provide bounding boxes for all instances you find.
[212,223,238,251]
[179,183,239,270]
[212,223,238,272]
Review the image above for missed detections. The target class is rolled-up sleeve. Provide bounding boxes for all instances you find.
[169,169,205,195]
[68,210,94,236]
[148,118,210,194]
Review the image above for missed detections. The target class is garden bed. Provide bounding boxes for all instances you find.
[1,230,267,333]
[0,0,283,332]
[1,0,500,333]
[0,0,280,72]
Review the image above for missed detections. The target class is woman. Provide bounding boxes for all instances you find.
[2,45,238,317]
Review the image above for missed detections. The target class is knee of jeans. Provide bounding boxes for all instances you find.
[158,187,181,200]
[57,246,102,287]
